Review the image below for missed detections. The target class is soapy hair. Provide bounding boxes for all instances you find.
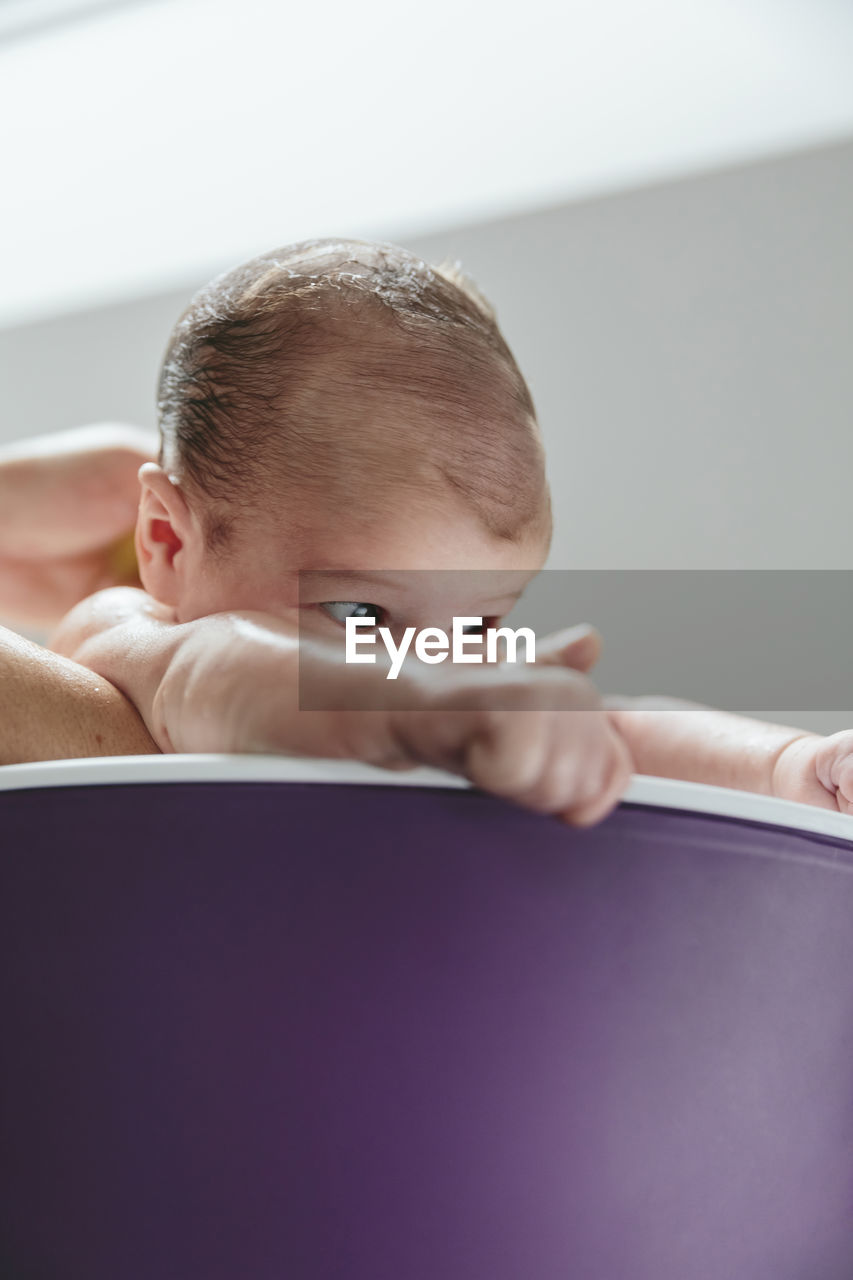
[156,238,550,547]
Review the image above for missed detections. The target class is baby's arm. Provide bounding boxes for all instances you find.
[607,696,842,811]
[52,589,632,826]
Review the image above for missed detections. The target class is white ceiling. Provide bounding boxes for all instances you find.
[2,0,853,329]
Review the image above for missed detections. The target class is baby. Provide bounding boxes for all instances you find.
[52,238,853,819]
[52,238,633,824]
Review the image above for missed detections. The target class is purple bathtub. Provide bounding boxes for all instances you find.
[2,756,853,1280]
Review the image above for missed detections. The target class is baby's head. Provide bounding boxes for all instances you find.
[137,238,551,634]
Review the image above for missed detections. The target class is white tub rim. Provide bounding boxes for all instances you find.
[2,754,853,843]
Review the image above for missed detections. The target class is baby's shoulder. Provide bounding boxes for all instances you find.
[51,587,174,659]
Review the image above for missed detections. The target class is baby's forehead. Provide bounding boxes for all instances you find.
[247,481,551,575]
[236,367,551,555]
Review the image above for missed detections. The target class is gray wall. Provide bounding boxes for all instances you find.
[414,137,853,574]
[3,136,852,729]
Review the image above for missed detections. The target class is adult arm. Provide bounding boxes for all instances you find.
[0,624,157,764]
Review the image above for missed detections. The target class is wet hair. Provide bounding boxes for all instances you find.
[156,238,551,547]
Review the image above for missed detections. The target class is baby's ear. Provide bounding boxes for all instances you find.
[135,463,193,605]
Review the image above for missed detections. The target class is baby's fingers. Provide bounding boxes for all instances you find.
[465,709,629,827]
[814,731,853,813]
[535,624,602,675]
[830,755,853,815]
[561,727,633,827]
[465,710,550,800]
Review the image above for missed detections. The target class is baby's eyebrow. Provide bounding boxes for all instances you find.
[298,571,532,607]
[473,582,530,607]
[299,570,411,597]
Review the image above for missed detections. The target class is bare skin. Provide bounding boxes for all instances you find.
[0,423,154,627]
[0,424,158,763]
[3,423,850,816]
[53,471,633,826]
[606,697,839,811]
[0,625,156,764]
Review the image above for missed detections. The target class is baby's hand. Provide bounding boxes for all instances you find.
[772,731,853,815]
[384,627,632,826]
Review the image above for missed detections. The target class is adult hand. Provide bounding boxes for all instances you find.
[0,423,156,627]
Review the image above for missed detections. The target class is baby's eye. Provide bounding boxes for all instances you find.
[321,601,385,627]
